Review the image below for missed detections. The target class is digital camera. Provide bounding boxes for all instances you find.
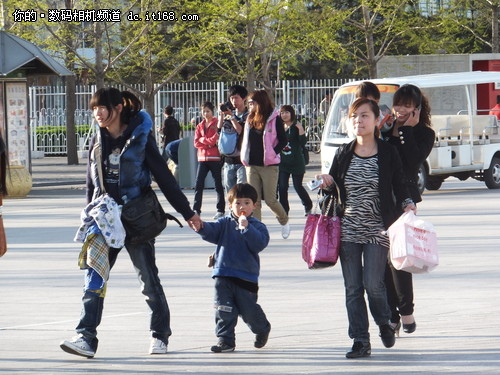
[307,178,323,191]
[219,101,234,112]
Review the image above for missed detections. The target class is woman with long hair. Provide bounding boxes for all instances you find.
[60,88,201,358]
[240,90,290,238]
[383,84,435,336]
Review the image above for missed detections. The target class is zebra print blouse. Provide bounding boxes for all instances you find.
[341,154,390,248]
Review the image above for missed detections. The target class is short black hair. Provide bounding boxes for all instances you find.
[227,183,258,204]
[164,105,174,115]
[228,85,248,99]
[355,81,380,101]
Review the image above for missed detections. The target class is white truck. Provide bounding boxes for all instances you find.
[320,71,500,191]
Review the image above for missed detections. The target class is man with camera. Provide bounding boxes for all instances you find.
[217,85,249,193]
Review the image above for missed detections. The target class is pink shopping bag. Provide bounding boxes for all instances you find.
[387,211,439,274]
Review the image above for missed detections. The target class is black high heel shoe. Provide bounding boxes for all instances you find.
[403,321,416,334]
[391,321,401,337]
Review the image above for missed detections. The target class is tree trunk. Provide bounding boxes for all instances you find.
[94,22,105,89]
[492,5,499,53]
[65,75,79,165]
[246,1,256,91]
[362,5,378,79]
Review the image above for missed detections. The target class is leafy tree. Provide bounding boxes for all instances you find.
[436,0,499,53]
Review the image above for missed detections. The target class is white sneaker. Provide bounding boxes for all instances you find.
[60,335,95,358]
[213,212,225,220]
[281,223,291,239]
[149,338,168,354]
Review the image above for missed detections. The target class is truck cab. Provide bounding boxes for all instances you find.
[321,71,500,190]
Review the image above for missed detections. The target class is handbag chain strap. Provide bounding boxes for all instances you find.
[93,141,106,194]
[314,180,341,216]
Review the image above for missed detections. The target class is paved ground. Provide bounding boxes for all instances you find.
[0,153,499,374]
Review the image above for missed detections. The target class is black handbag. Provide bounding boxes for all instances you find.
[121,188,182,244]
[93,141,182,245]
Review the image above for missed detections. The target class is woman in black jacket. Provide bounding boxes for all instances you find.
[317,98,415,358]
[383,84,435,336]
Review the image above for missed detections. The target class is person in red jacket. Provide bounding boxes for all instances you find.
[193,102,225,219]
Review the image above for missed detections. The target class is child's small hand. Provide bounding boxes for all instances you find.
[207,254,215,267]
[188,214,203,232]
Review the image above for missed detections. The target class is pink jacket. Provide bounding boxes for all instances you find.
[241,110,281,166]
[194,117,221,162]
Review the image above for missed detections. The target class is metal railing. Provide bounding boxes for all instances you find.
[29,79,352,155]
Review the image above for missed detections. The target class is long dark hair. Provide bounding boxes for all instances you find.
[90,88,142,125]
[247,90,274,131]
[393,84,431,128]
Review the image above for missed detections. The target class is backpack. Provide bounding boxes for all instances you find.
[218,123,240,157]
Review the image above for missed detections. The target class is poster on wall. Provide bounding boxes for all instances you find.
[5,82,29,167]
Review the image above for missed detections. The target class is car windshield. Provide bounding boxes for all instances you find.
[323,84,399,142]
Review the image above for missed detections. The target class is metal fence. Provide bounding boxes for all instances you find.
[29,78,354,156]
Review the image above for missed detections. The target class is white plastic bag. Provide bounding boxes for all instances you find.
[387,211,439,274]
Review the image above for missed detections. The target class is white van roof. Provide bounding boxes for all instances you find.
[345,71,500,88]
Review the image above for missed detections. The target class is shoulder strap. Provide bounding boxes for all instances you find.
[94,141,106,194]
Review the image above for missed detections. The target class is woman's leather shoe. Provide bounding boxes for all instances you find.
[403,322,417,334]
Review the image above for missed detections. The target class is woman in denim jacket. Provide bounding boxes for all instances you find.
[60,88,201,358]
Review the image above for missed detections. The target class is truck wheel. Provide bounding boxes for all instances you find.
[417,164,427,194]
[426,175,444,191]
[484,156,500,189]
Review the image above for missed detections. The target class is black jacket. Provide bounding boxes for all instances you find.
[385,124,435,203]
[328,138,411,229]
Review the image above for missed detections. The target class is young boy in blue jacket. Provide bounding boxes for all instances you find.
[193,183,271,353]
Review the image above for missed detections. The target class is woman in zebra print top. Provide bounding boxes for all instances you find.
[317,98,415,359]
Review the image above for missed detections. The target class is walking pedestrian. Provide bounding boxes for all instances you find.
[316,98,415,358]
[60,88,201,358]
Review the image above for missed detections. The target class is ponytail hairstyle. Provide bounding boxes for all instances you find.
[90,88,142,125]
[393,84,431,128]
[349,97,381,138]
[247,89,274,131]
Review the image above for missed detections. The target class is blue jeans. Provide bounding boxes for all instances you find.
[76,240,171,345]
[339,241,391,343]
[214,277,270,347]
[223,163,246,194]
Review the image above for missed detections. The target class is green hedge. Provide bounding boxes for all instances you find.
[35,125,92,135]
